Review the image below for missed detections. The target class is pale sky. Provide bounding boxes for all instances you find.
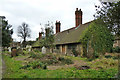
[0,0,101,42]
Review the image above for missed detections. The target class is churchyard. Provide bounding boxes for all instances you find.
[2,48,119,78]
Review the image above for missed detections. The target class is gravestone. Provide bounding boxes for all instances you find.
[11,47,17,57]
[42,46,46,54]
[8,47,11,52]
[26,45,31,52]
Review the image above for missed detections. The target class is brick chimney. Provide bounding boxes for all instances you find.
[39,32,42,40]
[55,21,61,34]
[75,8,82,27]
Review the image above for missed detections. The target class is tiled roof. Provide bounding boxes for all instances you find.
[54,21,93,45]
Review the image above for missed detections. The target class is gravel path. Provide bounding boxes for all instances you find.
[2,58,6,75]
[0,54,6,79]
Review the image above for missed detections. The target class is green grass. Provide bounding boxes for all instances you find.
[88,57,118,70]
[3,54,118,78]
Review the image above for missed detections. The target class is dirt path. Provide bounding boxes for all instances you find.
[2,59,6,75]
[0,55,6,79]
[14,55,34,65]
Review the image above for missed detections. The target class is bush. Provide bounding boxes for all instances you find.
[58,57,65,61]
[93,52,99,58]
[41,56,73,65]
[112,56,118,60]
[29,51,43,59]
[72,48,79,57]
[63,58,73,65]
[105,55,112,58]
[58,57,73,65]
[30,52,37,58]
[20,61,47,69]
[33,49,41,53]
[42,59,59,65]
[20,65,31,69]
[112,46,120,53]
[87,59,94,61]
[32,61,47,69]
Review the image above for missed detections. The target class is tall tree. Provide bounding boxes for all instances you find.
[39,21,54,48]
[94,1,120,37]
[17,22,31,47]
[1,17,13,47]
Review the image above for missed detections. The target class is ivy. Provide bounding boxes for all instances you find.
[80,20,114,57]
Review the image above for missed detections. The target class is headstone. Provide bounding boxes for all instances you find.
[11,47,17,57]
[42,46,46,54]
[26,45,31,52]
[8,47,11,52]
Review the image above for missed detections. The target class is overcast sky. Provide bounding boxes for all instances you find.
[0,0,101,42]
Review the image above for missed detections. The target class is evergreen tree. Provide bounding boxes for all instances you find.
[1,17,13,47]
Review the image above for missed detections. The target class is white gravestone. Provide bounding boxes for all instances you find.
[26,45,31,52]
[42,46,46,54]
[8,47,11,52]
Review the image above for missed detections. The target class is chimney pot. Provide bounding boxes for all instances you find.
[76,8,78,11]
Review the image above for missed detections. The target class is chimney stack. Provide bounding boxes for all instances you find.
[75,8,82,27]
[55,21,61,34]
[39,32,42,40]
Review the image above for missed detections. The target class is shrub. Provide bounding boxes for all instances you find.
[72,48,79,57]
[20,61,47,70]
[58,56,73,65]
[105,55,112,58]
[112,56,118,60]
[30,52,37,58]
[112,46,120,53]
[87,59,94,61]
[20,65,31,69]
[42,59,59,65]
[58,57,65,61]
[63,58,73,65]
[33,49,41,53]
[32,61,47,69]
[93,52,99,58]
[17,48,24,55]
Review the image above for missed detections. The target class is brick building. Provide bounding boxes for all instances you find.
[33,8,93,56]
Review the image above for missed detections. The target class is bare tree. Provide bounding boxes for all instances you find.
[17,22,31,47]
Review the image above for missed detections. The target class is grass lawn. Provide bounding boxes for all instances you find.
[2,52,118,78]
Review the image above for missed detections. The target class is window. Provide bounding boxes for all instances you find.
[56,45,60,49]
[68,44,77,49]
